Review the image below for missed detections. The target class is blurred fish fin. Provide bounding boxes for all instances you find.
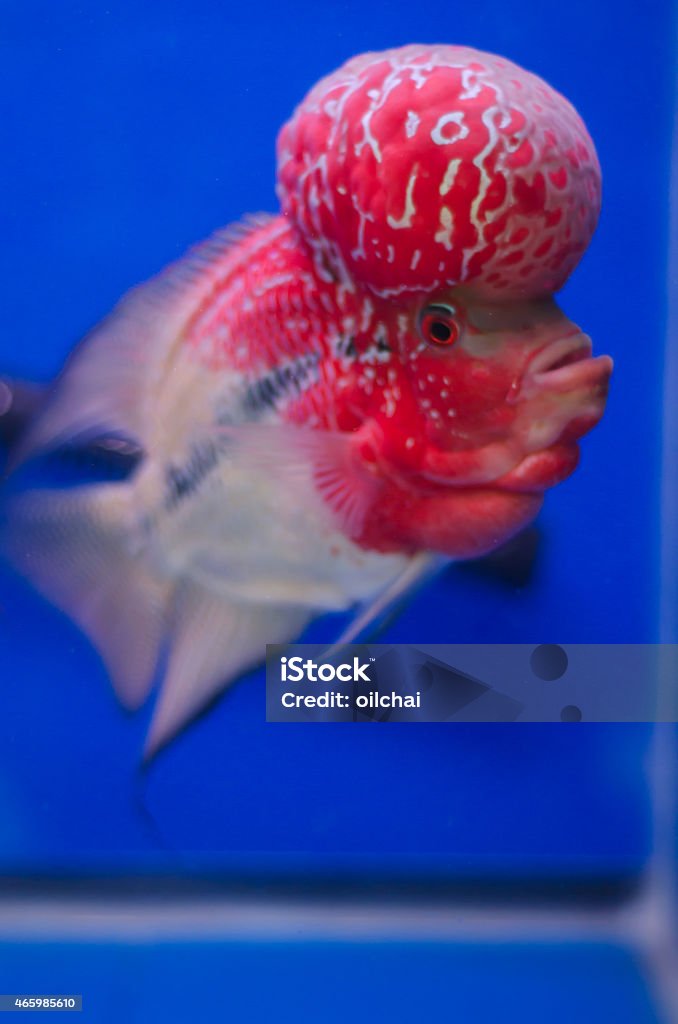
[304,433,380,541]
[3,483,171,709]
[159,213,277,288]
[323,553,448,657]
[12,214,277,467]
[144,584,308,758]
[11,301,164,467]
[217,421,380,540]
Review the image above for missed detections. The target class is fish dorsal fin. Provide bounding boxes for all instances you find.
[14,214,279,465]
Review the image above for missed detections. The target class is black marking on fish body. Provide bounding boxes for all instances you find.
[158,353,321,518]
[333,330,391,362]
[368,323,392,357]
[164,438,223,512]
[240,353,320,416]
[335,334,357,359]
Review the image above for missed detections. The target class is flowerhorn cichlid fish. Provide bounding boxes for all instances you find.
[4,45,612,755]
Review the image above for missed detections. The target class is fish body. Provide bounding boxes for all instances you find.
[103,216,414,611]
[5,45,612,753]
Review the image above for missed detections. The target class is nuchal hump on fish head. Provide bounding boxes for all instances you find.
[2,45,611,754]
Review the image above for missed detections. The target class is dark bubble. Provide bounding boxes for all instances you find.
[530,644,568,681]
[560,705,582,722]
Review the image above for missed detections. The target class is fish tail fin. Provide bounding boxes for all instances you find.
[2,483,171,710]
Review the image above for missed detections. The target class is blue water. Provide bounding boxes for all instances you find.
[0,941,661,1024]
[0,1,675,1020]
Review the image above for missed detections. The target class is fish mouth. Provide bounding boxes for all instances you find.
[417,331,612,493]
[522,332,613,397]
[491,331,612,490]
[528,332,594,373]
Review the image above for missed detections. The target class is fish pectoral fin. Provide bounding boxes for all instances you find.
[2,483,171,709]
[215,421,381,542]
[144,585,309,758]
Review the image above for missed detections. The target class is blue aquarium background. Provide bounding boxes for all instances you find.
[0,0,676,1021]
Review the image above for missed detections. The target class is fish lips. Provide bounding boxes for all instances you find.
[476,368,611,495]
[403,331,611,496]
[530,354,613,398]
[495,334,613,492]
[521,332,613,399]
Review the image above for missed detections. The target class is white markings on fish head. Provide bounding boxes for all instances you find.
[405,110,421,138]
[434,207,454,251]
[277,44,601,308]
[386,166,418,231]
[430,111,469,146]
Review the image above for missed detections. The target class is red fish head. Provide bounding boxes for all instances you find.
[340,291,612,558]
[278,44,610,559]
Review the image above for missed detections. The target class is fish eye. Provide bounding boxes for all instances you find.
[418,304,460,347]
